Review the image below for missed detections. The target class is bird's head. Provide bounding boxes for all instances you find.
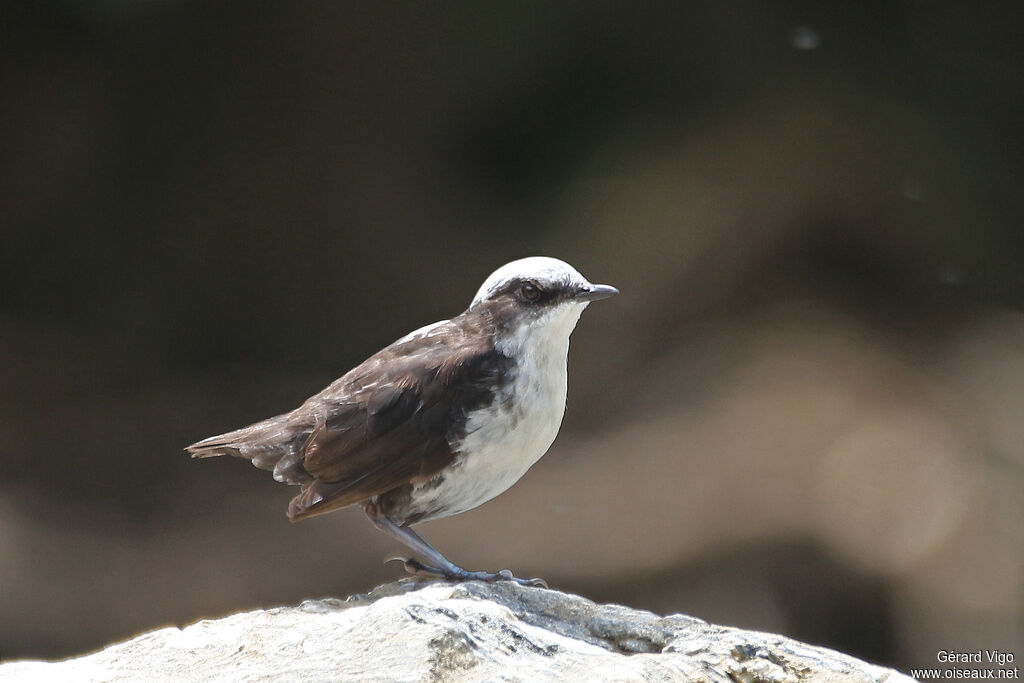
[470,257,618,352]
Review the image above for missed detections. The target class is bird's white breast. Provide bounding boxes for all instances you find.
[408,302,587,521]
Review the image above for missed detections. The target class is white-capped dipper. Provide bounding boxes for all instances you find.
[187,257,618,587]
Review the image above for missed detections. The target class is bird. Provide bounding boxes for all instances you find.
[187,256,618,587]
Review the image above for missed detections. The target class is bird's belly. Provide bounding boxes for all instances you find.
[407,367,567,522]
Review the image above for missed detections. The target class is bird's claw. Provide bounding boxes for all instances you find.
[386,556,443,578]
[497,569,548,588]
[518,575,549,588]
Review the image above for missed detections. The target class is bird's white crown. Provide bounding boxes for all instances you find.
[471,257,589,305]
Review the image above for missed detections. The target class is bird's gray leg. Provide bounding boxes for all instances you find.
[362,501,547,588]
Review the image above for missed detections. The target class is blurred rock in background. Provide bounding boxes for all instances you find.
[2,0,1021,670]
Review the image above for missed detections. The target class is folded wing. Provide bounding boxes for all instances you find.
[286,317,510,520]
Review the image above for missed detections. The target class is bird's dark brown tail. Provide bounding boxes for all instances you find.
[185,434,243,459]
[186,414,313,486]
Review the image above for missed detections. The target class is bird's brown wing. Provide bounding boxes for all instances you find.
[287,320,511,521]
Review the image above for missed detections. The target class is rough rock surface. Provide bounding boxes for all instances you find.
[1,580,912,682]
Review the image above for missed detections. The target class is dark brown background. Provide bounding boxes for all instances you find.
[3,1,1022,671]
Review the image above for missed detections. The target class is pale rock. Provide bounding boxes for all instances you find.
[0,581,912,683]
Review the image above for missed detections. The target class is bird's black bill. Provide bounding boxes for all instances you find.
[574,284,619,302]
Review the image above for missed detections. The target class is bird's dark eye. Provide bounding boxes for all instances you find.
[519,282,541,302]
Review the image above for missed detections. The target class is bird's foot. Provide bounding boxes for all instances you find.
[388,556,547,588]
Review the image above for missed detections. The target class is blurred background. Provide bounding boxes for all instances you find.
[2,0,1022,672]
